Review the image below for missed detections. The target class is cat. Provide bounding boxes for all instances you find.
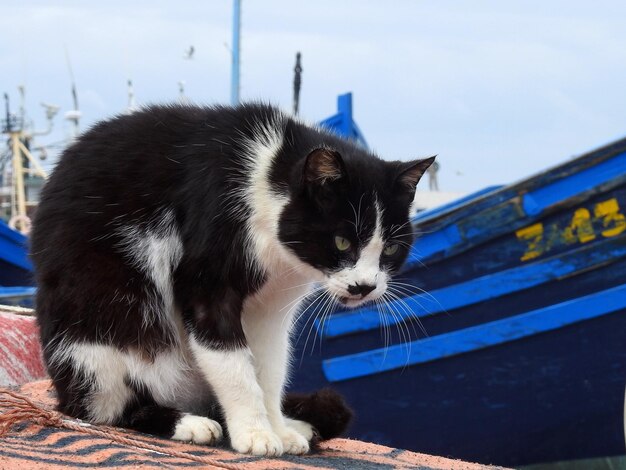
[30,103,434,456]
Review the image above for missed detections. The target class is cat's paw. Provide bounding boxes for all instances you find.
[171,414,223,445]
[230,427,284,456]
[275,425,310,455]
[285,417,315,442]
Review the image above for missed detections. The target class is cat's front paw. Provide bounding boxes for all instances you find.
[230,427,284,456]
[285,417,316,442]
[275,425,310,455]
[171,414,223,445]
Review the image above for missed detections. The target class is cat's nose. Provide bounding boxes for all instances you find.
[347,283,376,298]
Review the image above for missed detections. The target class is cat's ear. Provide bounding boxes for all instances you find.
[395,156,436,193]
[302,148,347,211]
[302,148,347,185]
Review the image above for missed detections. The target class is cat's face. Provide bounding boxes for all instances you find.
[279,148,434,309]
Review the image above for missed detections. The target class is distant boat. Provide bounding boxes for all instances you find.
[290,135,626,467]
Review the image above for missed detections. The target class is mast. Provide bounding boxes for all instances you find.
[2,91,50,234]
[230,0,241,106]
[293,52,302,115]
[127,79,137,114]
[64,46,81,139]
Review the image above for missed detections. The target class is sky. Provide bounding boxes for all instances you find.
[2,0,626,193]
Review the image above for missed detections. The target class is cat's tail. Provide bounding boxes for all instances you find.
[282,388,353,442]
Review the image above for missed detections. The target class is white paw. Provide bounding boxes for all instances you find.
[171,414,223,445]
[230,427,284,456]
[276,425,310,455]
[285,417,315,442]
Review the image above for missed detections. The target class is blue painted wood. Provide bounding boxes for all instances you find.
[319,93,368,148]
[0,219,33,288]
[0,286,35,307]
[523,153,626,216]
[292,307,626,467]
[407,223,462,263]
[412,185,502,223]
[322,282,626,382]
[0,220,31,271]
[0,286,36,298]
[395,186,626,295]
[321,233,626,338]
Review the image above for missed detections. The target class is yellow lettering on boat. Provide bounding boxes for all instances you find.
[567,208,596,243]
[516,223,544,261]
[594,198,626,237]
[517,197,625,262]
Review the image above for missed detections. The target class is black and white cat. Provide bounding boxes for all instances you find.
[30,103,433,456]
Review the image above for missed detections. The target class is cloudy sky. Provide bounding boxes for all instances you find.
[2,1,626,192]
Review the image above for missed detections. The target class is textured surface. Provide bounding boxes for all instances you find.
[0,380,506,469]
[0,308,45,387]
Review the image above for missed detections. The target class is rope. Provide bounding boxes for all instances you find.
[0,389,245,470]
[0,304,35,317]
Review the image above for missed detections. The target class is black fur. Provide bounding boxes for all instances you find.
[282,388,353,442]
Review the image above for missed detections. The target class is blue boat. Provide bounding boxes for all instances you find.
[289,134,626,467]
[0,219,31,285]
[0,219,34,306]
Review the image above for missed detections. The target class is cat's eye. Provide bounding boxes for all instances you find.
[383,243,399,256]
[334,236,352,252]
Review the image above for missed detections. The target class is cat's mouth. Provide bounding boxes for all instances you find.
[338,295,372,309]
[326,276,388,309]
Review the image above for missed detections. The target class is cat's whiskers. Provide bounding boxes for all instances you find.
[325,277,350,294]
[379,291,414,366]
[347,194,366,239]
[288,284,324,309]
[347,201,359,234]
[279,284,323,316]
[310,293,338,355]
[345,219,358,233]
[347,200,357,223]
[379,293,403,360]
[286,285,326,329]
[388,220,411,237]
[382,291,410,342]
[356,193,365,234]
[275,261,307,280]
[403,225,441,236]
[296,290,332,361]
[301,290,335,355]
[373,298,391,361]
[388,280,445,313]
[388,239,414,249]
[385,284,432,320]
[165,156,182,164]
[387,279,425,293]
[280,280,318,292]
[410,256,429,269]
[385,286,428,338]
[385,288,422,337]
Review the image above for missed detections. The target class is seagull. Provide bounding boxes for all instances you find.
[184,46,195,60]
